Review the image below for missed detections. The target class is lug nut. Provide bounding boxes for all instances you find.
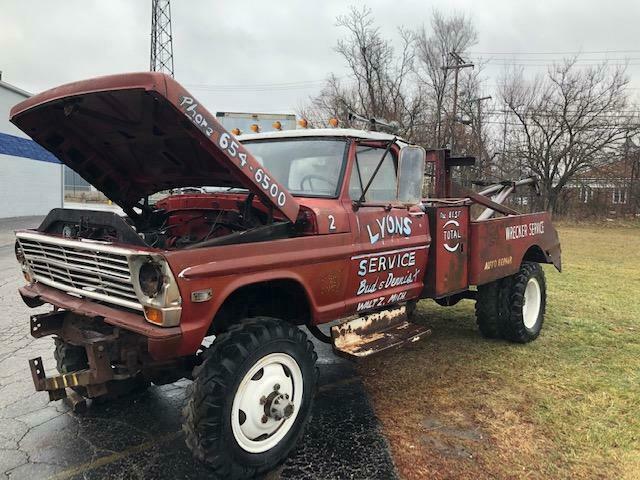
[260,396,266,405]
[274,383,280,391]
[261,415,268,424]
[283,404,294,418]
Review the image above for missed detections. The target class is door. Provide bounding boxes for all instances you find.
[345,143,429,314]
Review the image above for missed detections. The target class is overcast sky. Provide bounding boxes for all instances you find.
[2,0,639,116]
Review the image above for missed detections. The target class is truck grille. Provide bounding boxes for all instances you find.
[17,233,142,311]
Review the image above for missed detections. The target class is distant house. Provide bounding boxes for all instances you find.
[565,140,639,216]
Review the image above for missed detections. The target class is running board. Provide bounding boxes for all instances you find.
[331,306,431,360]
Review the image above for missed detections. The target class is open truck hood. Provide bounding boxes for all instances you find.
[9,72,300,222]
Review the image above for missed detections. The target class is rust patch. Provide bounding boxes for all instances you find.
[331,307,431,359]
[320,269,343,295]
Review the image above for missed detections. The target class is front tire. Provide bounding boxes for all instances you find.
[183,317,318,479]
[53,338,149,399]
[54,338,90,397]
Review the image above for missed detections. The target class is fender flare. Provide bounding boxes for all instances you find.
[522,243,562,272]
[210,270,318,325]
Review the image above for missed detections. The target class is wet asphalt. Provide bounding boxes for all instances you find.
[0,216,397,479]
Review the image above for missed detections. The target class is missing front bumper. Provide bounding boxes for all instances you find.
[29,357,93,401]
[28,311,130,400]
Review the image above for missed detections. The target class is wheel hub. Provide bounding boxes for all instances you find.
[231,353,303,453]
[266,390,295,421]
[523,277,542,329]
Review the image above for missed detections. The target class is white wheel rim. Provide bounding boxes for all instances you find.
[522,277,541,329]
[231,353,303,454]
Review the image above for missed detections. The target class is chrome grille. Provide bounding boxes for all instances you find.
[17,232,142,311]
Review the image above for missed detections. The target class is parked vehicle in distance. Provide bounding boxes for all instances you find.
[11,73,561,479]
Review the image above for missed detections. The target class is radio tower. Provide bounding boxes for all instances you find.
[150,0,174,77]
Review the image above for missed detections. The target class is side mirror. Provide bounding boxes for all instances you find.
[397,146,426,205]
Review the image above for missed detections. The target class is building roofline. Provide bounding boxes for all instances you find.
[0,79,31,98]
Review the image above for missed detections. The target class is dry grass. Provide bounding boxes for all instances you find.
[359,223,640,480]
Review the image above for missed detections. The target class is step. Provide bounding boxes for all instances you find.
[331,306,431,360]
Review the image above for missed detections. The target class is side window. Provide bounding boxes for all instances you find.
[349,145,397,202]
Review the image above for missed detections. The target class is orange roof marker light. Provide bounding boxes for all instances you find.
[231,128,241,136]
[250,123,260,133]
[272,121,282,131]
[297,118,308,129]
[328,118,339,128]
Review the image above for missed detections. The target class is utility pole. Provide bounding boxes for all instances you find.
[633,147,640,216]
[501,106,509,180]
[150,0,174,77]
[471,96,491,176]
[442,52,473,153]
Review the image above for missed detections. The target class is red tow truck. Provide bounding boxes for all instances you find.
[11,73,560,478]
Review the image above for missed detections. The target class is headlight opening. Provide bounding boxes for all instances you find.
[139,261,165,298]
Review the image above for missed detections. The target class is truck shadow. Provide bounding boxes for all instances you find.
[38,339,396,479]
[412,299,486,342]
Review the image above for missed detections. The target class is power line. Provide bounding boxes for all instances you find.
[181,60,640,94]
[471,59,640,67]
[483,109,640,115]
[186,85,325,93]
[184,76,349,92]
[186,79,332,89]
[482,120,640,127]
[477,57,640,62]
[467,49,640,55]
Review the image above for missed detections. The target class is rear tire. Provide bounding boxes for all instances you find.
[502,262,546,343]
[474,262,546,343]
[405,300,418,320]
[475,279,509,339]
[183,317,318,479]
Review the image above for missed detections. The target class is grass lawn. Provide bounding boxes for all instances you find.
[359,223,640,480]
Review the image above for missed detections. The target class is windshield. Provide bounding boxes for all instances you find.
[241,138,347,197]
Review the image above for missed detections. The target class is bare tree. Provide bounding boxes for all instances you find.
[413,10,478,147]
[500,59,638,213]
[302,6,424,138]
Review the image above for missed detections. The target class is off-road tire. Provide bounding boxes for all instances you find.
[405,299,418,320]
[475,262,546,343]
[54,338,88,374]
[502,262,546,343]
[53,338,149,399]
[183,317,318,480]
[475,279,510,339]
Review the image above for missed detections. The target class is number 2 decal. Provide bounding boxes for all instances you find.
[328,215,336,231]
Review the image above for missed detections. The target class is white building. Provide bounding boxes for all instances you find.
[0,74,63,218]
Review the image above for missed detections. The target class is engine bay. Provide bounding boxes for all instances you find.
[38,193,300,250]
